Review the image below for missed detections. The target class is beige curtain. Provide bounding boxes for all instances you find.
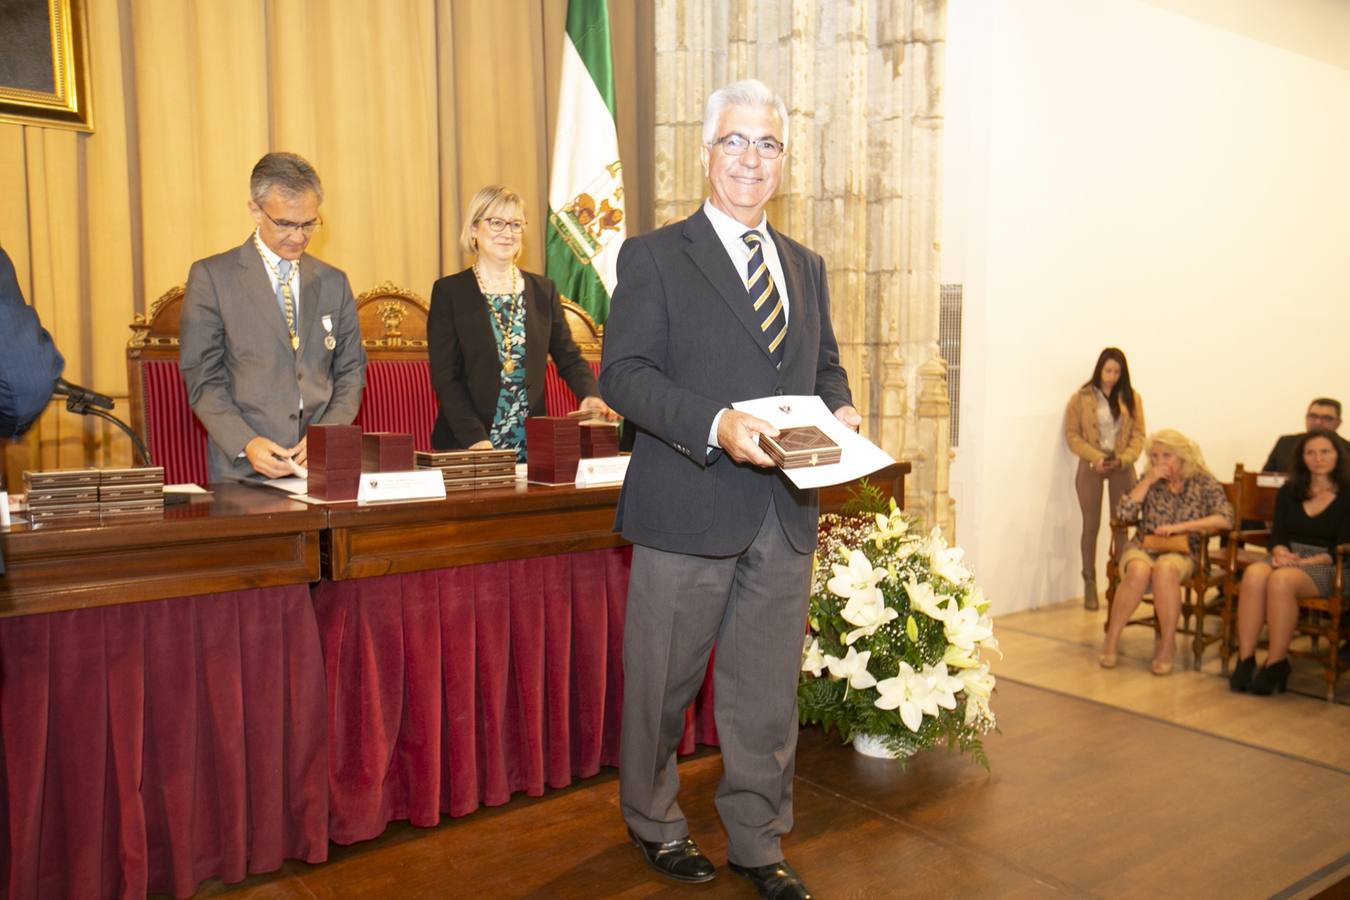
[1,0,652,483]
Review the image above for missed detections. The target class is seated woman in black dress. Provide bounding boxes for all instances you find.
[1231,430,1350,694]
[428,185,615,459]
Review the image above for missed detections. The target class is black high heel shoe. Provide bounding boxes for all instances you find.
[1229,655,1256,692]
[1250,658,1291,696]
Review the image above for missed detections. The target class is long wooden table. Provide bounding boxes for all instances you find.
[0,483,325,616]
[0,462,908,899]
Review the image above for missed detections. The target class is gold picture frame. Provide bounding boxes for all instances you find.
[0,0,92,132]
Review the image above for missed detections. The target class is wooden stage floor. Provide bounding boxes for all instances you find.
[178,632,1350,899]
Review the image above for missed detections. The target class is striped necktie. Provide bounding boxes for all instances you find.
[741,230,786,366]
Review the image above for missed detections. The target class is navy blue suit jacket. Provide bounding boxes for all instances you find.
[0,247,65,574]
[599,208,852,556]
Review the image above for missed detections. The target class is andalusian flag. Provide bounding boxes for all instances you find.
[546,0,625,325]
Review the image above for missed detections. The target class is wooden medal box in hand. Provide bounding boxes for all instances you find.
[761,426,842,469]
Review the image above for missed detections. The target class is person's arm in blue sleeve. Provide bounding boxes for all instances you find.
[0,248,64,438]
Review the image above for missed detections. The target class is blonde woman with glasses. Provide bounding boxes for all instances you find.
[428,185,615,460]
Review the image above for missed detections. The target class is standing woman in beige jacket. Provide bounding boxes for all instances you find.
[1066,348,1145,609]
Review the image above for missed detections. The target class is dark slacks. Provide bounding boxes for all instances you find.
[619,496,812,867]
[1074,458,1137,583]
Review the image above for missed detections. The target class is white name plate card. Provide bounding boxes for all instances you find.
[574,456,630,488]
[356,469,447,504]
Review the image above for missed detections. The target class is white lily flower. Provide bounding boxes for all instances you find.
[958,663,995,700]
[922,661,964,711]
[942,643,981,669]
[826,646,878,693]
[870,505,910,548]
[842,598,899,646]
[828,549,887,603]
[959,665,997,726]
[906,576,952,623]
[962,585,988,612]
[801,636,827,677]
[979,626,1003,659]
[944,604,994,653]
[874,662,936,733]
[923,527,972,586]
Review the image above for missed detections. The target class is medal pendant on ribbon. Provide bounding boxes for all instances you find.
[290,334,300,351]
[503,358,515,374]
[324,335,337,350]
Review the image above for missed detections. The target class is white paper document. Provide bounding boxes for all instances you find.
[731,395,895,489]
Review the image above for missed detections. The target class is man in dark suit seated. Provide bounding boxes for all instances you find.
[1262,398,1348,473]
[601,79,859,900]
[0,246,65,573]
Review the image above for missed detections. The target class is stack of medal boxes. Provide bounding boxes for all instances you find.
[414,448,517,493]
[579,421,620,458]
[525,416,581,484]
[307,424,363,500]
[100,467,168,518]
[24,466,165,525]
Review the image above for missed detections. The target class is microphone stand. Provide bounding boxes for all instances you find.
[61,394,154,468]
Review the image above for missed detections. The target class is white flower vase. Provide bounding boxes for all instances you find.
[852,734,915,759]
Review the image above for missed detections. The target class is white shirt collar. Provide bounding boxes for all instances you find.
[253,228,292,271]
[702,200,768,248]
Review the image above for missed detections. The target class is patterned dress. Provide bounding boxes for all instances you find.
[483,290,529,461]
[1116,471,1234,556]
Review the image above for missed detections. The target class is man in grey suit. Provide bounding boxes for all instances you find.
[600,79,859,900]
[180,152,366,481]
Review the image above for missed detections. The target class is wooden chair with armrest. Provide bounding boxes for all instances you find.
[1290,545,1349,700]
[1213,464,1282,674]
[543,298,604,416]
[351,282,436,450]
[1104,516,1229,671]
[126,285,211,485]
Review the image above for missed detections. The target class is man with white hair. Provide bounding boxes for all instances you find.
[601,79,859,900]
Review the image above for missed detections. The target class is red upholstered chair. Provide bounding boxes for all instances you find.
[544,298,604,416]
[127,286,211,486]
[351,282,436,451]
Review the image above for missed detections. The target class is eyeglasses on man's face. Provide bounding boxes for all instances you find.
[260,206,322,236]
[710,133,785,159]
[1307,410,1340,425]
[481,217,526,235]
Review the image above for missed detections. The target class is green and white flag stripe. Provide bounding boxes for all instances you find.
[546,0,625,325]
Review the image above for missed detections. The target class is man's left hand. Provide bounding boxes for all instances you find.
[289,436,308,466]
[834,404,862,431]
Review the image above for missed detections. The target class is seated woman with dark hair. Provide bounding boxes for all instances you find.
[1099,429,1233,675]
[1231,430,1350,695]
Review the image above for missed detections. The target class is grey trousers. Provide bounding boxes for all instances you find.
[1075,458,1136,583]
[619,497,812,867]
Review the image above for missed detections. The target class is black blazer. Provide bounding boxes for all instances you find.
[428,268,598,450]
[599,207,853,556]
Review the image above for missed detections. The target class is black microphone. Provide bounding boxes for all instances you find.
[52,377,115,410]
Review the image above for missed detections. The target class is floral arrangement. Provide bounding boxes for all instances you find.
[799,483,998,766]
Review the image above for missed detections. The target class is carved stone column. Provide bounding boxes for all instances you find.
[652,0,953,535]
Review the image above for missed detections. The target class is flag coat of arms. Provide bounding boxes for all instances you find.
[547,0,625,324]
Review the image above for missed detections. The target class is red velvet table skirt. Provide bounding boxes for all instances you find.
[0,586,328,900]
[313,545,719,845]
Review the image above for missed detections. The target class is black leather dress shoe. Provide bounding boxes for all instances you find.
[728,859,813,899]
[628,828,716,883]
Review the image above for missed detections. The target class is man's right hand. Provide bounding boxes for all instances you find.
[716,410,778,468]
[244,436,297,478]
